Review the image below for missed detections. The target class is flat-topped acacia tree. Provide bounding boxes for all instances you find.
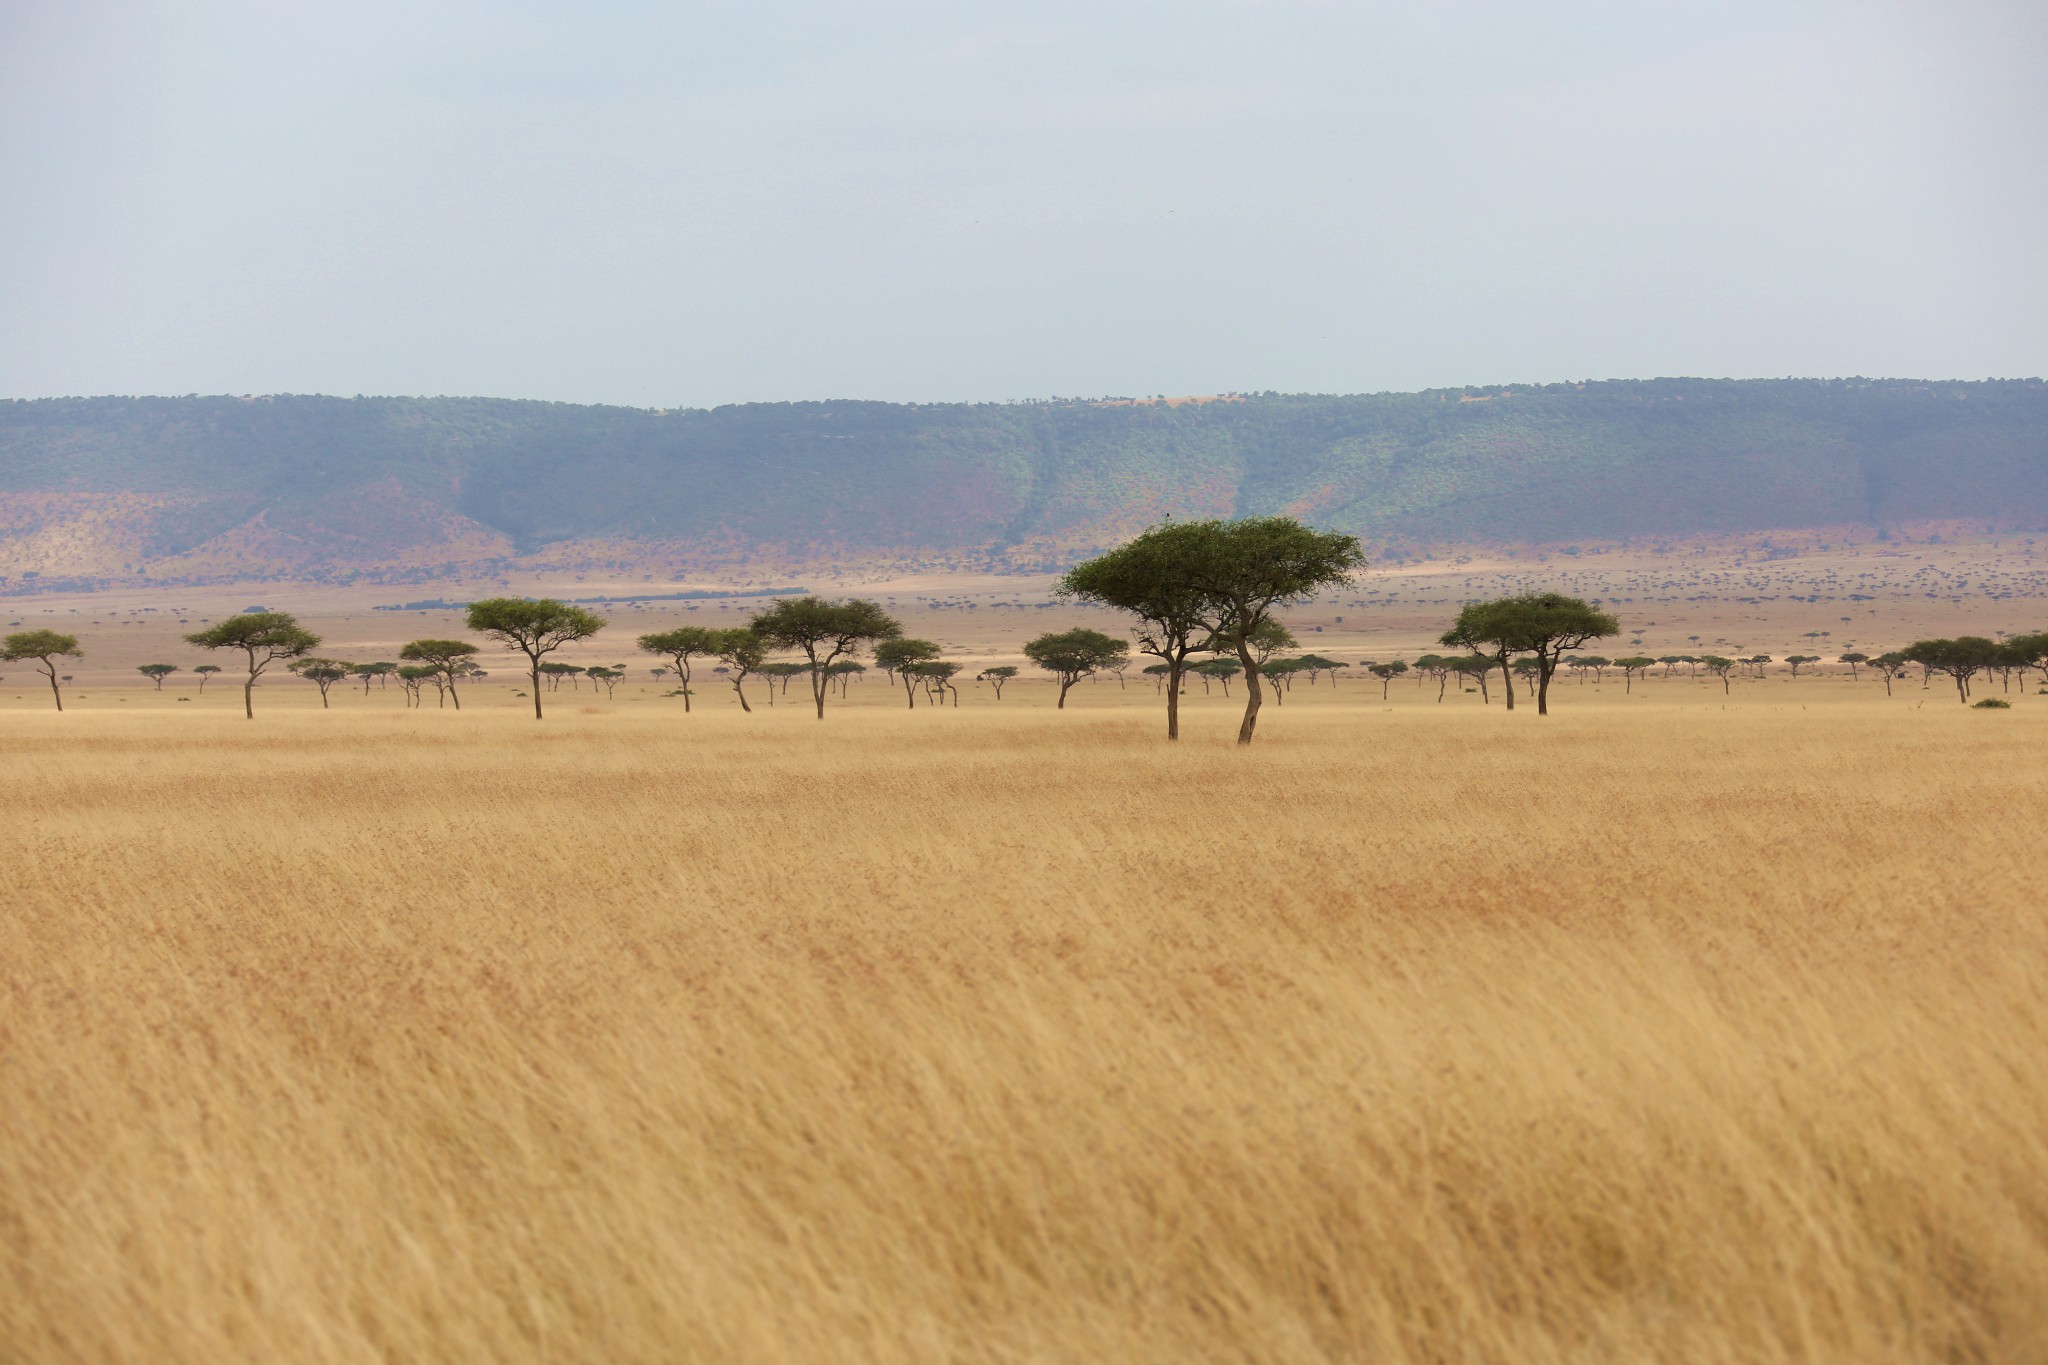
[288,658,354,708]
[137,663,178,691]
[465,598,606,719]
[3,630,83,711]
[977,665,1018,699]
[873,638,943,709]
[1060,521,1223,741]
[748,596,901,719]
[1175,518,1364,744]
[184,612,320,719]
[637,626,722,713]
[1903,636,2002,704]
[398,639,481,710]
[712,628,766,712]
[1023,629,1128,709]
[351,661,397,694]
[1442,593,1620,716]
[193,664,221,692]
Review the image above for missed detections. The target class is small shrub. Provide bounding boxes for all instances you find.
[1972,697,2011,710]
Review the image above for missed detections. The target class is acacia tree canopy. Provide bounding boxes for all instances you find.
[3,629,83,712]
[748,597,901,719]
[873,638,943,709]
[465,598,605,720]
[399,639,482,711]
[1023,628,1128,709]
[1903,636,2002,704]
[712,628,767,713]
[184,612,320,719]
[1061,522,1222,741]
[1442,594,1619,716]
[637,626,723,714]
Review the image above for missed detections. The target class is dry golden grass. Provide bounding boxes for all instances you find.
[4,684,2046,1363]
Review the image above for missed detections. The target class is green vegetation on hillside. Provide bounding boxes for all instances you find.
[1,379,2043,580]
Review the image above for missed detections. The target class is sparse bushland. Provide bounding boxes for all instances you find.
[2,701,2044,1364]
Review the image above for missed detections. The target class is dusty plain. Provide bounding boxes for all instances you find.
[4,534,2047,1363]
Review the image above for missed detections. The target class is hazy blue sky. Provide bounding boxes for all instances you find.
[3,1,2043,406]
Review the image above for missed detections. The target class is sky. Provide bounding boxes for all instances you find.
[2,0,2044,407]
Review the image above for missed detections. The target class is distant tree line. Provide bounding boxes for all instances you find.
[10,518,2043,728]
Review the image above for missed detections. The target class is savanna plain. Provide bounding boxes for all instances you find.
[5,668,2047,1363]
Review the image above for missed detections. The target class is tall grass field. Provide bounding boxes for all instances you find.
[5,686,2045,1362]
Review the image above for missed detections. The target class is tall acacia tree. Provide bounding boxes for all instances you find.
[184,612,320,719]
[288,658,354,708]
[637,626,722,713]
[465,598,606,720]
[3,630,83,711]
[873,638,943,709]
[748,597,901,720]
[1903,636,2001,704]
[399,639,482,710]
[1023,629,1128,709]
[1171,518,1364,744]
[713,628,766,712]
[1441,593,1619,716]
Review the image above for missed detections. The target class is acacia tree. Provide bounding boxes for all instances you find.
[184,612,320,719]
[1060,522,1224,741]
[395,664,435,707]
[399,639,481,710]
[350,661,396,694]
[1441,594,1619,716]
[1183,519,1362,743]
[748,597,901,720]
[1367,661,1406,699]
[586,666,624,698]
[1450,655,1492,702]
[465,598,606,720]
[193,663,221,692]
[1785,654,1820,677]
[3,630,82,711]
[138,663,178,691]
[713,628,766,712]
[1194,657,1242,696]
[910,660,963,706]
[978,664,1018,698]
[638,626,722,713]
[1903,636,2001,704]
[289,658,354,708]
[1838,652,1868,680]
[825,660,865,697]
[1871,651,1908,697]
[1700,656,1736,694]
[874,638,943,709]
[1614,656,1656,693]
[1023,629,1128,709]
[2007,632,2048,692]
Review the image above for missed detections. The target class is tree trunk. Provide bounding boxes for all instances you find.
[1536,657,1553,715]
[733,679,752,713]
[679,662,692,713]
[530,657,544,719]
[900,674,918,709]
[1166,661,1182,740]
[1499,657,1516,710]
[449,675,461,710]
[42,661,62,712]
[811,664,828,719]
[1057,677,1071,709]
[1235,633,1262,744]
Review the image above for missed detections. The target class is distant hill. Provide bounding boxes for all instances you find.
[2,378,2044,588]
